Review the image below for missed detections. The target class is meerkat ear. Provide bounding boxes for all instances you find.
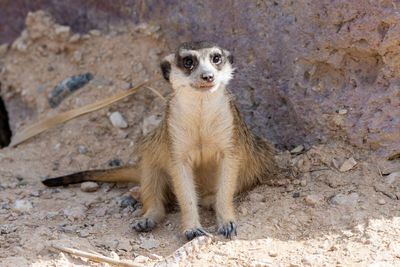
[160,54,174,81]
[223,49,233,64]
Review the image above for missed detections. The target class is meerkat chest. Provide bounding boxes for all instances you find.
[169,91,234,160]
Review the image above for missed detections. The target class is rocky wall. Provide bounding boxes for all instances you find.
[0,0,399,158]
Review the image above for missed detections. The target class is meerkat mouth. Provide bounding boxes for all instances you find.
[193,84,215,91]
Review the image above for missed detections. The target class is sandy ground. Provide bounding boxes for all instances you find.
[1,11,400,266]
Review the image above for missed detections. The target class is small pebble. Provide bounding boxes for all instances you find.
[338,109,348,115]
[286,184,294,192]
[305,194,324,207]
[69,33,81,43]
[300,179,307,187]
[120,196,137,208]
[109,158,122,167]
[29,190,41,197]
[78,145,88,154]
[292,192,300,198]
[89,29,101,36]
[339,157,357,172]
[78,230,90,238]
[81,182,99,192]
[13,200,33,213]
[378,198,386,205]
[15,174,23,181]
[109,112,128,128]
[290,145,304,154]
[268,250,278,257]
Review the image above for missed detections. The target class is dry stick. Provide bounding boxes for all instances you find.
[9,77,161,147]
[52,243,143,267]
[145,86,167,101]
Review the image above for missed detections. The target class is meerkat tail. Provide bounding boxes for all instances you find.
[42,166,141,187]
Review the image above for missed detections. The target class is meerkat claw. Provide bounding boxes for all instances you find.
[218,221,237,239]
[132,218,155,232]
[184,228,209,241]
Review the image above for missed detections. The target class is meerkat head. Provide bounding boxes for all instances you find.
[160,41,234,93]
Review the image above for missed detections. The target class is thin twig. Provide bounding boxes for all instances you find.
[145,86,167,101]
[52,243,143,267]
[9,76,161,147]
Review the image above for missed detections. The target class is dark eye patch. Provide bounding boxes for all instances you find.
[176,53,198,75]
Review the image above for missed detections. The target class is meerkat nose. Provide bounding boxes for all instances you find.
[201,72,214,82]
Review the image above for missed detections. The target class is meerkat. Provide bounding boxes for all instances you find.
[43,41,278,240]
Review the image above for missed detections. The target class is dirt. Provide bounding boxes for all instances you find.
[1,11,400,267]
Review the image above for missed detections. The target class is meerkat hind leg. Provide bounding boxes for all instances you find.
[132,168,169,232]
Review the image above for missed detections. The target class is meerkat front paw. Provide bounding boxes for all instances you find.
[184,228,210,241]
[132,218,156,232]
[218,220,237,239]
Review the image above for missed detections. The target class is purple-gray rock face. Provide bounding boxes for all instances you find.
[0,1,399,158]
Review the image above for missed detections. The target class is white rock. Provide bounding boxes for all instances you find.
[305,194,324,207]
[63,206,87,220]
[338,109,348,115]
[81,182,99,192]
[109,112,128,128]
[331,192,359,206]
[55,26,71,39]
[73,50,83,63]
[378,198,386,205]
[13,200,33,213]
[133,255,151,264]
[69,33,81,43]
[142,115,161,135]
[339,157,357,172]
[290,145,304,154]
[89,29,101,36]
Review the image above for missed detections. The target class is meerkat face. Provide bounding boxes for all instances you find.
[161,41,234,93]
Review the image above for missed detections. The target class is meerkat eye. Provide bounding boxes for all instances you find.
[183,57,194,69]
[212,54,222,64]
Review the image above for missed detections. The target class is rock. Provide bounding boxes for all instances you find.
[13,200,33,213]
[292,192,300,198]
[73,50,83,63]
[54,25,71,40]
[48,72,94,108]
[81,182,99,192]
[133,255,151,264]
[78,145,88,154]
[69,33,81,43]
[305,194,324,207]
[15,174,23,181]
[377,198,386,205]
[285,185,294,192]
[338,109,348,115]
[331,193,359,206]
[89,29,101,36]
[302,255,317,266]
[63,206,87,220]
[385,172,400,186]
[120,196,137,208]
[290,145,304,154]
[109,158,122,167]
[139,238,160,249]
[268,251,278,257]
[109,112,128,128]
[29,190,41,197]
[339,157,357,172]
[142,115,161,135]
[300,179,307,187]
[78,229,90,238]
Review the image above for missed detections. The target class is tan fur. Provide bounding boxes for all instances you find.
[42,42,278,240]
